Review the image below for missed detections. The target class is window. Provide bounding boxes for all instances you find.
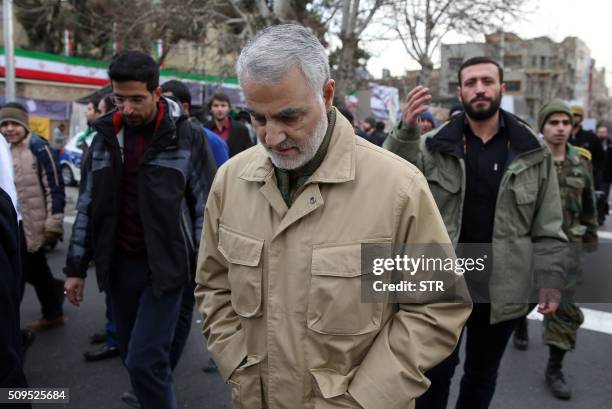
[505,81,521,92]
[531,56,538,68]
[540,56,547,69]
[503,55,522,68]
[448,58,463,71]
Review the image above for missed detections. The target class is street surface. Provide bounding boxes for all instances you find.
[21,187,612,408]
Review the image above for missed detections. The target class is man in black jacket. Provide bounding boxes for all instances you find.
[570,105,604,184]
[63,50,215,409]
[205,92,254,157]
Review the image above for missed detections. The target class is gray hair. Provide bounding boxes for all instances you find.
[236,24,330,96]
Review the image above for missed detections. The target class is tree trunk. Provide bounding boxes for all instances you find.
[335,35,358,107]
[418,59,434,87]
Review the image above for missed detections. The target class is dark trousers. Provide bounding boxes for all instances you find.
[104,290,118,348]
[20,226,64,320]
[169,280,195,370]
[109,254,183,409]
[416,304,521,409]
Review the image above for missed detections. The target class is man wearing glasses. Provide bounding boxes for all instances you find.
[63,50,215,409]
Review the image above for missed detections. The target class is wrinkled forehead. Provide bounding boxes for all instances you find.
[243,67,316,110]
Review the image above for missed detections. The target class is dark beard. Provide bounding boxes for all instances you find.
[462,94,502,121]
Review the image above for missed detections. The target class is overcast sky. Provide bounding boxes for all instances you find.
[366,0,612,88]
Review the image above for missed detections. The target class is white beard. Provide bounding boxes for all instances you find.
[263,105,328,170]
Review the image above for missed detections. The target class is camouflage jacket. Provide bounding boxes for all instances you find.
[556,144,598,242]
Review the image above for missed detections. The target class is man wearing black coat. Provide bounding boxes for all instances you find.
[570,105,604,185]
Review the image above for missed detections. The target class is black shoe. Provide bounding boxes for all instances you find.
[83,345,120,362]
[546,369,572,400]
[513,319,529,351]
[513,332,529,351]
[121,391,141,409]
[89,330,107,344]
[202,358,219,373]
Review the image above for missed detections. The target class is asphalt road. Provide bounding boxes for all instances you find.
[19,187,612,408]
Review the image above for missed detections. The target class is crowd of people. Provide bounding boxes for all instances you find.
[1,23,610,409]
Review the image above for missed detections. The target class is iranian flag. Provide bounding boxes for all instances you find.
[0,48,109,87]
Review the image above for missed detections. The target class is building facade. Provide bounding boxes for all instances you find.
[439,32,609,124]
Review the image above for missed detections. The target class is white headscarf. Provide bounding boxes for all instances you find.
[0,133,21,221]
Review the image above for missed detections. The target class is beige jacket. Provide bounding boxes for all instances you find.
[195,108,471,409]
[11,134,64,252]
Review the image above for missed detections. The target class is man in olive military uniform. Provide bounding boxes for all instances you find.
[538,99,598,400]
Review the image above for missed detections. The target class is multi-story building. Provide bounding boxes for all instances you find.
[439,32,609,124]
[589,62,610,121]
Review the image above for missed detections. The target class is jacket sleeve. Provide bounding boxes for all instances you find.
[194,169,247,382]
[580,159,599,239]
[63,145,94,278]
[383,123,424,171]
[37,144,65,234]
[187,123,217,249]
[530,153,568,289]
[348,170,472,409]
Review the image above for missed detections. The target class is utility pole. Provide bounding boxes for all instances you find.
[2,0,16,102]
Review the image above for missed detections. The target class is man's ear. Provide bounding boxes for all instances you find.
[153,86,162,102]
[182,102,190,114]
[323,79,336,112]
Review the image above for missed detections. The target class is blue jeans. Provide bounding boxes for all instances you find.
[109,254,183,409]
[169,280,195,370]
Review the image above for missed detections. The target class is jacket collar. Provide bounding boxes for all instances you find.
[240,107,355,184]
[426,109,541,158]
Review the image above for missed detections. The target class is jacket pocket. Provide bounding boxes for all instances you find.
[511,181,538,229]
[307,243,383,335]
[218,225,264,318]
[427,166,461,220]
[229,355,264,409]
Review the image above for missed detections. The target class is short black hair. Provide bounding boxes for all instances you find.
[108,50,159,92]
[89,95,102,113]
[2,102,28,113]
[236,110,251,123]
[596,122,608,130]
[101,94,116,113]
[161,80,192,110]
[207,92,231,110]
[338,107,354,125]
[98,94,116,114]
[457,56,504,85]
